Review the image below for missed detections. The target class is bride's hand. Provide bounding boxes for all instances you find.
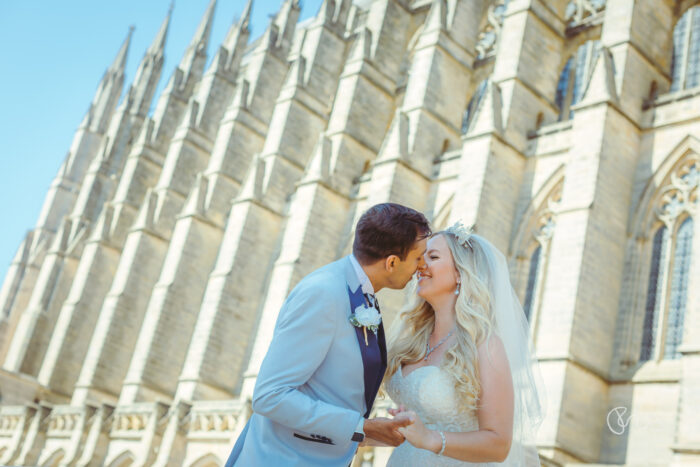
[387,404,407,417]
[395,410,442,453]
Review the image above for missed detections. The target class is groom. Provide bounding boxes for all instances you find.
[225,203,431,466]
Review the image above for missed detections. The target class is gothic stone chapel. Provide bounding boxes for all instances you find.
[0,0,698,466]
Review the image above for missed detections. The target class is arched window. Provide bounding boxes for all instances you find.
[640,158,698,361]
[640,226,669,361]
[515,180,562,330]
[523,245,541,321]
[671,7,700,91]
[665,217,693,358]
[555,40,601,120]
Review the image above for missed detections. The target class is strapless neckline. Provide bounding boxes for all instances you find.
[400,364,441,379]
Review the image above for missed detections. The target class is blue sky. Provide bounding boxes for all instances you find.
[0,0,322,287]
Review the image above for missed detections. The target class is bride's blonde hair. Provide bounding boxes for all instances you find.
[386,231,497,410]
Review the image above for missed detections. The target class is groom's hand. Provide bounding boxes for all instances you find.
[363,414,415,447]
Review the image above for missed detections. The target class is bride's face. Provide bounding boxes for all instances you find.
[416,234,460,301]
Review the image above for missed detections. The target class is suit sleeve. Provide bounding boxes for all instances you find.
[251,277,363,449]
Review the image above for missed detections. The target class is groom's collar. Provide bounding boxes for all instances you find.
[349,254,375,295]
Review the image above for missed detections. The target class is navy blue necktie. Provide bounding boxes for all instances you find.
[363,293,380,312]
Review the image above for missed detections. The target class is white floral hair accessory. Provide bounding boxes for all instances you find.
[444,221,474,248]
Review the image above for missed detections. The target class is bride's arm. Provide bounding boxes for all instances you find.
[397,336,514,462]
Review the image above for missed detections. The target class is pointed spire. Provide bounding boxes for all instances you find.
[220,0,252,52]
[212,0,253,73]
[148,2,173,56]
[237,0,253,34]
[180,0,217,71]
[128,5,171,116]
[272,0,301,51]
[86,27,132,132]
[109,26,134,74]
[318,0,337,24]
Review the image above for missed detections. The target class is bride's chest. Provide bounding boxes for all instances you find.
[388,366,468,425]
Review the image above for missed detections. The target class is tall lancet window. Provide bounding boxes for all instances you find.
[665,217,693,358]
[517,182,562,328]
[640,226,669,361]
[523,245,541,321]
[555,40,601,120]
[640,159,698,362]
[671,7,700,91]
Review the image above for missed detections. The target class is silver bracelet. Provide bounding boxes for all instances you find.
[437,430,446,456]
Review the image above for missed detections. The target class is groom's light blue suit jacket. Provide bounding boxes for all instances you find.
[225,256,386,467]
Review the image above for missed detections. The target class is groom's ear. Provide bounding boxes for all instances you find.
[385,255,399,272]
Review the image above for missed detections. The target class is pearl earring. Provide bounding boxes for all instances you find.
[455,282,461,295]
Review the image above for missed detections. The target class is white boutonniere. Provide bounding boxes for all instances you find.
[349,304,381,346]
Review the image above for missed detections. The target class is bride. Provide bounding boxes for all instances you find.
[381,223,546,466]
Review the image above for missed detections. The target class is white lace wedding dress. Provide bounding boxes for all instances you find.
[385,365,492,466]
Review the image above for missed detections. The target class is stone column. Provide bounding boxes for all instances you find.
[536,0,673,463]
[174,0,351,403]
[238,0,412,400]
[117,9,297,405]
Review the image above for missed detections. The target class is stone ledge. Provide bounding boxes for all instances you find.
[630,359,681,383]
[671,442,700,454]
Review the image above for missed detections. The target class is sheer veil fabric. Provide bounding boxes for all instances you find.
[469,234,547,465]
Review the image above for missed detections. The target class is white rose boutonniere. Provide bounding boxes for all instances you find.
[349,304,382,345]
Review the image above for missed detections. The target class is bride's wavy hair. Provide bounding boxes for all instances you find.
[385,231,497,410]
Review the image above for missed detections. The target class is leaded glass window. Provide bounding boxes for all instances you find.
[671,7,700,91]
[555,40,601,120]
[640,226,668,361]
[641,216,695,361]
[523,245,541,322]
[555,58,573,119]
[664,218,693,359]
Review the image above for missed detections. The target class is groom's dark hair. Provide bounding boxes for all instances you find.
[353,203,431,264]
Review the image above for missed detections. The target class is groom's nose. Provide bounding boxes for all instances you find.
[416,257,426,272]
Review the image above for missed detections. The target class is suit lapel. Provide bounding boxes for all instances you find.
[344,257,386,418]
[347,284,374,417]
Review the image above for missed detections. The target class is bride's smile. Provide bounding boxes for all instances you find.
[416,234,461,303]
